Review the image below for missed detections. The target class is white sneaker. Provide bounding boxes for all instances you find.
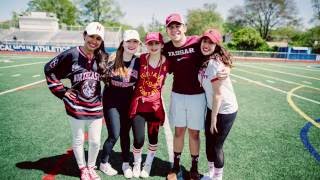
[122,163,133,179]
[140,163,151,178]
[100,162,118,176]
[132,162,141,178]
[213,174,223,180]
[201,172,213,180]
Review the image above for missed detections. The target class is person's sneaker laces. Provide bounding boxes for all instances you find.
[87,166,101,180]
[140,163,152,178]
[132,162,141,178]
[122,163,133,179]
[100,162,118,176]
[80,167,90,180]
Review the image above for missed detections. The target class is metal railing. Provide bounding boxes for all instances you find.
[230,50,320,61]
[0,26,122,47]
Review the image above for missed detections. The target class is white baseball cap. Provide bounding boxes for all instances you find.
[85,22,105,41]
[123,30,140,42]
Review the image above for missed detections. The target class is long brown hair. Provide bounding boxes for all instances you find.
[113,41,130,78]
[204,43,233,68]
[95,42,111,83]
[83,31,110,83]
[214,45,232,67]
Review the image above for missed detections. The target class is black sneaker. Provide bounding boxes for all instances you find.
[189,169,200,180]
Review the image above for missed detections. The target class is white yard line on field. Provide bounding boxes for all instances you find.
[234,68,320,91]
[162,98,174,163]
[0,55,50,59]
[0,61,46,69]
[231,74,320,105]
[11,74,21,77]
[0,59,13,63]
[32,74,40,78]
[0,79,46,96]
[267,63,320,72]
[266,80,275,83]
[302,81,312,85]
[163,116,174,163]
[236,64,320,81]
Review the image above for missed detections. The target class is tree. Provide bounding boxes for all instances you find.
[224,6,246,33]
[136,24,146,42]
[311,0,320,23]
[77,0,124,24]
[147,15,165,32]
[27,0,78,25]
[290,26,320,53]
[228,27,269,51]
[227,0,300,40]
[270,26,301,42]
[186,3,223,36]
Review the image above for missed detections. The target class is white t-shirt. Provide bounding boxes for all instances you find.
[198,59,238,114]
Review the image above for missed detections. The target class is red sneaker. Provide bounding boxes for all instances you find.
[88,166,101,180]
[80,167,90,180]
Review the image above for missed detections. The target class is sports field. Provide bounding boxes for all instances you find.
[0,54,319,180]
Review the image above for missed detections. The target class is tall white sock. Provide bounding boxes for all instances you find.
[145,144,158,165]
[213,167,223,180]
[133,147,142,163]
[208,161,215,177]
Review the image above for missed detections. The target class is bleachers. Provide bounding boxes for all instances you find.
[1,30,55,43]
[0,29,14,40]
[0,28,122,47]
[0,12,121,53]
[49,30,83,45]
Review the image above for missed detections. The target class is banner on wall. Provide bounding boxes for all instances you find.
[0,43,72,53]
[0,43,117,53]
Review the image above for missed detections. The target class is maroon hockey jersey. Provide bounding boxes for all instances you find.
[44,47,103,120]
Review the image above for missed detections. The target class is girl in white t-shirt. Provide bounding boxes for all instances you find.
[198,29,238,180]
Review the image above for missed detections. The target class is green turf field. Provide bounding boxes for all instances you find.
[0,54,319,180]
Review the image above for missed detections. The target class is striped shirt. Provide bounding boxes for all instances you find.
[44,47,103,120]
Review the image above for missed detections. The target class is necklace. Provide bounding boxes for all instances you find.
[146,54,163,84]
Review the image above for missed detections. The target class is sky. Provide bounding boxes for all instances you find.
[0,0,315,28]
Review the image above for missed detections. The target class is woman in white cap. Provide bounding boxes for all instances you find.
[99,29,141,179]
[44,22,107,180]
[198,29,238,180]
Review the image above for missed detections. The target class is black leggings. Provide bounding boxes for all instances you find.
[205,108,237,168]
[101,107,132,163]
[132,112,160,149]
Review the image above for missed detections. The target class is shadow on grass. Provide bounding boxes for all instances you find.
[15,150,176,179]
[16,149,79,178]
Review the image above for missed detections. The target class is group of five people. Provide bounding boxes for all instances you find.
[44,12,238,180]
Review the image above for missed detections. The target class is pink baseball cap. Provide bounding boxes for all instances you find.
[165,13,184,27]
[145,32,164,44]
[202,29,222,44]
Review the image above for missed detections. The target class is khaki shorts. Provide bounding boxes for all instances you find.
[169,92,206,130]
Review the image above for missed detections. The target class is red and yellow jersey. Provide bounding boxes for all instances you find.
[129,53,169,125]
